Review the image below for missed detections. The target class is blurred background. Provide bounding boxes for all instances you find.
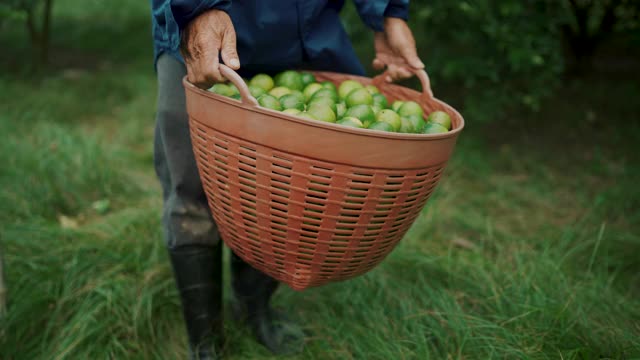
[0,1,638,359]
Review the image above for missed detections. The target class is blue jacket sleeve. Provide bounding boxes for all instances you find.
[151,0,231,31]
[352,0,409,32]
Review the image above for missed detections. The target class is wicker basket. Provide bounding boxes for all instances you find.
[183,65,464,290]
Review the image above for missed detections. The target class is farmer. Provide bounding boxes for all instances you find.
[150,1,424,358]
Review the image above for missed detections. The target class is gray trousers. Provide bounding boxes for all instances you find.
[153,54,220,249]
[151,53,362,249]
[153,54,279,310]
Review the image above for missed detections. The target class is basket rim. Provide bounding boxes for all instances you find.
[182,71,465,141]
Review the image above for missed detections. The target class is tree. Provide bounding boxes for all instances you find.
[0,0,55,64]
[341,0,638,121]
[0,248,5,315]
[561,0,640,74]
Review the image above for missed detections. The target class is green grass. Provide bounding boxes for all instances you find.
[1,1,639,359]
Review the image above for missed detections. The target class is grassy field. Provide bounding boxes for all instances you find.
[1,2,639,359]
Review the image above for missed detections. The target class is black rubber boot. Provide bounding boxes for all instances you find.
[231,252,305,355]
[169,244,224,360]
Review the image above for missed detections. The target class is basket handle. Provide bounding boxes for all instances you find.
[219,64,259,107]
[371,64,434,100]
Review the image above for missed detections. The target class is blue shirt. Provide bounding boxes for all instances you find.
[150,0,409,76]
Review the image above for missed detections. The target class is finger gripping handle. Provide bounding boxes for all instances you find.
[372,68,434,100]
[219,64,259,107]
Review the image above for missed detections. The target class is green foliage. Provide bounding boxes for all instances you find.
[342,0,638,122]
[0,0,55,64]
[1,1,37,28]
[562,0,640,34]
[0,1,27,23]
[341,1,566,121]
[414,1,564,105]
[560,0,640,74]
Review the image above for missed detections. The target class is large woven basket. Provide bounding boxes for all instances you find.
[183,65,464,290]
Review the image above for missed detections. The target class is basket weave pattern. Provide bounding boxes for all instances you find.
[190,124,445,289]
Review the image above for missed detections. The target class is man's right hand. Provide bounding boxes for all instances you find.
[180,9,239,88]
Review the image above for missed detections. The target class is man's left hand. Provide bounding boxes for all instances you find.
[373,17,424,82]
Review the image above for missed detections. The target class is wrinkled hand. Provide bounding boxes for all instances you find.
[180,9,239,87]
[373,17,424,82]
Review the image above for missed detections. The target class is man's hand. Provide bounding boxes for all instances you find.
[373,17,424,82]
[180,9,239,88]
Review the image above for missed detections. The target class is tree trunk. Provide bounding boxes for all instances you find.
[563,0,622,75]
[563,0,596,74]
[25,7,40,48]
[0,249,6,316]
[40,0,53,64]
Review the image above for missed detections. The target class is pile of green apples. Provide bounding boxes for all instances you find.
[208,70,452,134]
